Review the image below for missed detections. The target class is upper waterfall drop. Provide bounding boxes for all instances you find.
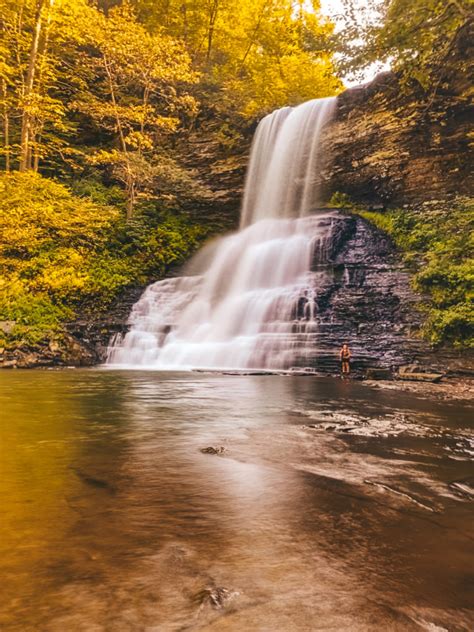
[240,97,336,226]
[106,97,337,370]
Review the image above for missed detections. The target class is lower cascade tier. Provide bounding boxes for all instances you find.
[106,212,424,371]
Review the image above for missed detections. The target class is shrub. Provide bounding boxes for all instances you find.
[355,197,473,348]
[0,172,207,346]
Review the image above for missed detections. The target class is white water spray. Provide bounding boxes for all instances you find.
[107,97,337,370]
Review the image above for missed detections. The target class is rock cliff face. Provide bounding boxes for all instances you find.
[177,117,253,230]
[298,211,470,376]
[301,211,426,374]
[176,22,473,213]
[323,25,473,205]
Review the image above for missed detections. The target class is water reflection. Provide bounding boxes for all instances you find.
[0,371,472,631]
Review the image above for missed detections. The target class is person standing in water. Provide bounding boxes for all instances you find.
[339,343,351,376]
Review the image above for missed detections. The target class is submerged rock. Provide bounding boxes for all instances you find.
[448,478,474,500]
[194,586,239,610]
[200,446,226,455]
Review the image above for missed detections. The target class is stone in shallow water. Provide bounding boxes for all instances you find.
[194,586,239,610]
[366,367,393,380]
[200,446,226,455]
[448,478,474,500]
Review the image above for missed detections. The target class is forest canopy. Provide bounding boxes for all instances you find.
[0,0,342,198]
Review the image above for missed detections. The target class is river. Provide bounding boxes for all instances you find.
[1,370,472,631]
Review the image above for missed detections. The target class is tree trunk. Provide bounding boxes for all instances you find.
[126,178,136,221]
[103,55,135,220]
[19,0,47,171]
[181,2,188,43]
[1,77,11,172]
[206,0,219,64]
[239,0,271,74]
[31,0,54,172]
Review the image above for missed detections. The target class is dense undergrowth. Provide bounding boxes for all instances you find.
[0,172,209,347]
[337,196,474,349]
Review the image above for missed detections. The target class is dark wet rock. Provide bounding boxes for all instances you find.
[16,353,44,369]
[72,468,116,494]
[279,212,474,377]
[287,213,428,375]
[200,446,226,455]
[322,22,473,205]
[221,370,273,376]
[194,586,239,610]
[65,284,148,364]
[54,334,97,367]
[285,367,318,376]
[366,368,393,380]
[0,330,99,369]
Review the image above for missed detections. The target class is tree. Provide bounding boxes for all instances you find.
[73,3,198,218]
[1,0,342,199]
[334,0,472,89]
[0,0,97,172]
[19,0,51,171]
[132,0,343,117]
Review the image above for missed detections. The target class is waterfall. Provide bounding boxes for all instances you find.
[107,97,337,370]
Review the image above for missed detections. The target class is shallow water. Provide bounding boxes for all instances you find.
[0,370,473,631]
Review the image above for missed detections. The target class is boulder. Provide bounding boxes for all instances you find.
[366,368,393,380]
[194,586,239,610]
[1,359,17,369]
[200,446,226,455]
[16,353,42,368]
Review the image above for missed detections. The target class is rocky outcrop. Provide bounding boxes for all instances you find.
[323,24,473,205]
[177,116,253,230]
[290,211,424,374]
[0,333,97,369]
[297,211,472,377]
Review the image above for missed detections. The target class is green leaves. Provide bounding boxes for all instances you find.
[0,172,209,345]
[334,0,471,89]
[357,197,474,348]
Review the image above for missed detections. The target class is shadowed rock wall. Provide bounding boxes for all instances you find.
[323,23,473,205]
[293,212,427,374]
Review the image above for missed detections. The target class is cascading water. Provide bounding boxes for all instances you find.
[107,97,337,370]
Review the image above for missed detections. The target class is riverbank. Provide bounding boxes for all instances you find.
[364,376,474,403]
